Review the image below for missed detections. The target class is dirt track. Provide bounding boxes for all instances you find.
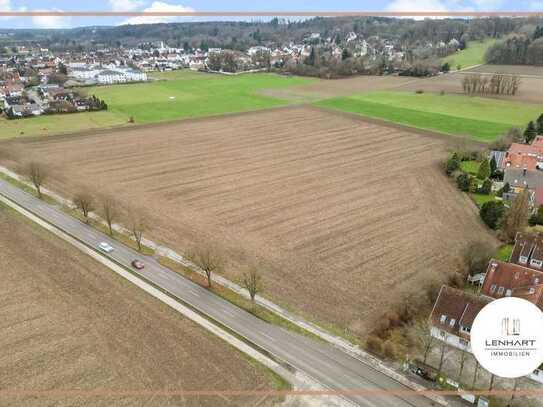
[0,205,277,407]
[1,106,497,336]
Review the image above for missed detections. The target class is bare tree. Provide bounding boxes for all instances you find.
[242,265,261,309]
[73,190,94,224]
[127,209,147,252]
[98,194,119,236]
[23,161,47,199]
[472,359,480,389]
[489,373,496,391]
[408,319,435,365]
[191,246,222,288]
[456,347,468,383]
[502,188,530,242]
[509,377,520,406]
[437,335,451,375]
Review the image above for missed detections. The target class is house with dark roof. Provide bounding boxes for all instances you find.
[502,168,543,205]
[481,259,543,309]
[510,232,543,271]
[429,286,490,353]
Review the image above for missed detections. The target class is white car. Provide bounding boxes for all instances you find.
[98,242,114,253]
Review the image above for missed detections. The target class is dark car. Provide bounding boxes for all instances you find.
[131,259,145,270]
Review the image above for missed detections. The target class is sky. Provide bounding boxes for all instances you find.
[0,0,542,29]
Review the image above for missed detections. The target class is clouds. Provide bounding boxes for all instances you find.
[121,1,195,25]
[108,0,145,12]
[386,0,449,12]
[32,11,71,29]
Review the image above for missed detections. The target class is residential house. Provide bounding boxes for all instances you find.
[504,136,543,171]
[429,284,543,383]
[510,232,543,271]
[429,286,490,353]
[8,103,42,117]
[502,168,543,204]
[489,150,507,170]
[481,259,543,309]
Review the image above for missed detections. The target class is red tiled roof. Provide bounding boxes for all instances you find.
[505,142,543,171]
[481,259,543,309]
[429,286,490,338]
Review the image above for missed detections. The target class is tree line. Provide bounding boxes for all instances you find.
[485,30,543,65]
[461,73,521,96]
[17,160,263,307]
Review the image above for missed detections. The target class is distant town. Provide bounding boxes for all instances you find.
[1,32,463,119]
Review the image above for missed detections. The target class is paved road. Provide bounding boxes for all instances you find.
[0,179,438,407]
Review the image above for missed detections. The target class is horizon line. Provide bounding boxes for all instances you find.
[1,11,543,17]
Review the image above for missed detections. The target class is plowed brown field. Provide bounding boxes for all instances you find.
[1,106,496,336]
[0,205,277,407]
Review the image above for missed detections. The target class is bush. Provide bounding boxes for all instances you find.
[366,335,384,355]
[445,153,460,175]
[383,341,399,360]
[468,177,478,193]
[479,179,492,195]
[415,89,424,94]
[456,173,470,191]
[480,201,505,229]
[464,241,495,275]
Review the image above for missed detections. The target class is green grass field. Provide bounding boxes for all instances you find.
[0,71,313,139]
[442,38,497,70]
[89,71,313,124]
[315,91,543,142]
[460,160,480,175]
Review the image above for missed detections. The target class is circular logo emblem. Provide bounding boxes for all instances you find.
[471,297,543,378]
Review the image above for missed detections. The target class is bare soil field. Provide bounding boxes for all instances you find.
[398,71,543,104]
[261,75,419,102]
[465,64,543,77]
[0,205,278,407]
[1,106,496,337]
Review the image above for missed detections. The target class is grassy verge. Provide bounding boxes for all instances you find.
[0,172,57,205]
[442,38,498,69]
[495,244,513,262]
[316,91,542,142]
[0,171,155,256]
[158,256,324,343]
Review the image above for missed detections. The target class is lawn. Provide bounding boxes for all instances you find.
[461,160,480,175]
[495,244,513,262]
[469,193,496,207]
[316,91,543,142]
[89,71,313,124]
[442,38,497,70]
[0,111,127,140]
[0,71,313,139]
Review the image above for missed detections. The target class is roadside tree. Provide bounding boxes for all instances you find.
[73,190,94,223]
[191,246,223,288]
[126,208,147,252]
[98,194,119,236]
[407,319,435,365]
[23,161,47,199]
[242,264,262,309]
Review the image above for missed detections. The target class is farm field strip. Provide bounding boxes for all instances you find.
[0,204,278,407]
[1,106,495,335]
[315,91,543,142]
